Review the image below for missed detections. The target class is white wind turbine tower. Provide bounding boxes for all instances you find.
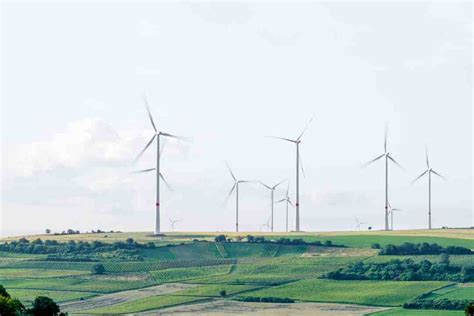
[388,201,402,231]
[412,147,446,230]
[268,117,313,232]
[225,162,254,233]
[169,218,180,232]
[363,127,403,231]
[259,179,286,232]
[275,182,294,232]
[354,217,367,231]
[134,95,186,235]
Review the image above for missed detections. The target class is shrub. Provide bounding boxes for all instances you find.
[236,296,294,303]
[91,263,105,275]
[215,235,227,243]
[219,290,227,297]
[466,302,474,316]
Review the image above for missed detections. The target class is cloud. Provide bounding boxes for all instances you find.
[11,118,139,177]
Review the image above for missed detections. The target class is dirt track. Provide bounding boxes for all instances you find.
[145,299,388,315]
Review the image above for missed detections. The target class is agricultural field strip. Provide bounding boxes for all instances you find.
[241,278,452,307]
[0,268,88,279]
[425,282,474,300]
[61,283,199,312]
[80,295,216,314]
[151,299,389,315]
[77,284,264,314]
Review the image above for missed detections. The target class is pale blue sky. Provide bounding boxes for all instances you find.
[1,1,472,236]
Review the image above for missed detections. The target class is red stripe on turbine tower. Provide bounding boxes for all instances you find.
[156,202,160,206]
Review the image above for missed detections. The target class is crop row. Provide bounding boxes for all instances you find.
[1,258,237,273]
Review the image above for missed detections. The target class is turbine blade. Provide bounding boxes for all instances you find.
[225,183,237,203]
[275,198,286,203]
[143,95,157,133]
[299,151,306,178]
[388,155,404,170]
[288,198,294,207]
[132,168,156,173]
[286,181,290,197]
[160,172,173,190]
[361,154,385,168]
[384,125,388,153]
[297,116,314,141]
[266,136,297,143]
[160,141,165,157]
[160,132,188,141]
[272,178,287,189]
[425,146,430,169]
[259,181,272,190]
[412,169,428,183]
[225,162,237,181]
[431,170,447,180]
[135,134,157,162]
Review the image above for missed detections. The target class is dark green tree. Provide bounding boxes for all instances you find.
[0,285,10,298]
[466,302,474,316]
[91,263,105,275]
[27,296,60,316]
[214,235,226,243]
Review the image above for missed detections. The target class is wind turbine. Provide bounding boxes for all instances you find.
[275,182,294,232]
[388,202,402,231]
[169,218,180,232]
[412,147,446,230]
[354,217,367,231]
[259,179,286,232]
[225,162,254,233]
[363,127,403,231]
[259,217,271,232]
[268,116,313,232]
[134,95,185,235]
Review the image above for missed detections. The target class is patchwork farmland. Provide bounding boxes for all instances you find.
[0,229,472,315]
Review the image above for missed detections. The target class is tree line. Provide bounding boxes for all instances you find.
[0,238,156,261]
[214,235,345,247]
[372,242,473,256]
[325,257,474,282]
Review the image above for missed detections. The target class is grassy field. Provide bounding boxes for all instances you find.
[0,229,472,315]
[369,308,464,315]
[424,283,474,301]
[7,288,96,305]
[242,279,450,306]
[81,295,207,314]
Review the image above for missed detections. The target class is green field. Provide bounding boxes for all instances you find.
[82,295,206,314]
[370,308,464,315]
[424,283,474,301]
[242,279,449,306]
[0,229,472,314]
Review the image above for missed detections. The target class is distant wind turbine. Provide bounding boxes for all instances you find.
[275,182,294,232]
[388,201,402,231]
[169,218,180,232]
[259,217,271,232]
[259,179,286,232]
[225,162,254,233]
[354,217,367,231]
[268,116,314,232]
[363,126,403,231]
[412,147,446,230]
[134,95,186,235]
